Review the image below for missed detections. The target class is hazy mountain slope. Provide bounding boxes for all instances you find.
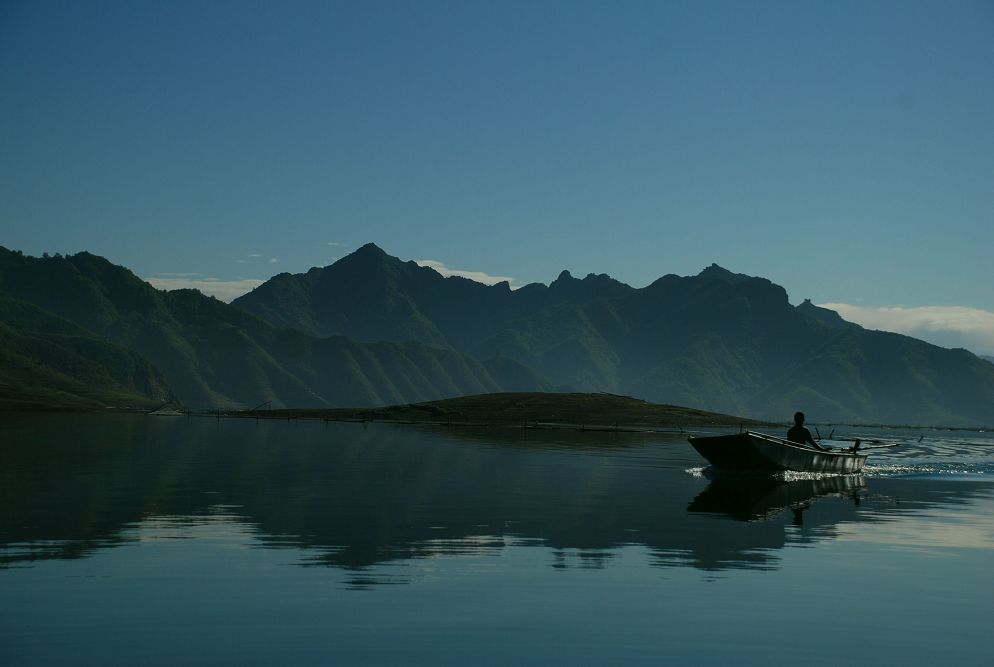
[611,271,820,414]
[0,247,549,409]
[0,294,172,409]
[471,299,627,392]
[613,268,994,423]
[752,329,994,424]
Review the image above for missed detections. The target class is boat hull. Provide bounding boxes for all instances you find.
[688,432,867,474]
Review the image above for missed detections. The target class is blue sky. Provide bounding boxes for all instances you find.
[2,1,993,353]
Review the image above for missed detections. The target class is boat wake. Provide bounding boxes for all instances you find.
[859,438,994,477]
[862,462,994,478]
[685,466,864,482]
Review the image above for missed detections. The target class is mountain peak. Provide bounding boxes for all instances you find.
[551,270,575,286]
[697,264,750,284]
[796,299,858,330]
[333,243,394,270]
[353,242,387,257]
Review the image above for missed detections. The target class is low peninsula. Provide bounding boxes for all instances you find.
[223,392,772,431]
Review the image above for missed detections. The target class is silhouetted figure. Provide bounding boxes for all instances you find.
[787,411,827,451]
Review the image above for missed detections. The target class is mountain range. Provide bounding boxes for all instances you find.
[2,243,994,425]
[233,243,994,425]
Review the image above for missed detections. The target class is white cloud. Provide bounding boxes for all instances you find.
[819,302,994,355]
[236,253,273,265]
[146,276,265,302]
[416,259,517,287]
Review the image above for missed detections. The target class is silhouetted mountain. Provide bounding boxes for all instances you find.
[233,245,994,425]
[0,247,550,409]
[980,355,994,365]
[233,243,635,350]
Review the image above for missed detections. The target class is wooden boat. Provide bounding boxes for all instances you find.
[687,431,868,474]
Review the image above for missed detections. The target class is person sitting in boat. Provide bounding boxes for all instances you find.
[787,412,829,451]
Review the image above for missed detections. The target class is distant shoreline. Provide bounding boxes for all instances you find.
[213,392,773,431]
[4,390,989,431]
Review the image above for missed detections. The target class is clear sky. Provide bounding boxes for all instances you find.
[2,1,993,353]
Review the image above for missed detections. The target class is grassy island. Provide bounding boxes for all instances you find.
[224,392,771,431]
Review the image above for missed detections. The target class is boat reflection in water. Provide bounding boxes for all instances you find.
[687,473,866,525]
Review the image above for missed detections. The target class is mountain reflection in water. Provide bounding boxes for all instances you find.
[2,414,992,584]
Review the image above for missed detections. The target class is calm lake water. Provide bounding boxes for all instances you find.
[2,414,993,665]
